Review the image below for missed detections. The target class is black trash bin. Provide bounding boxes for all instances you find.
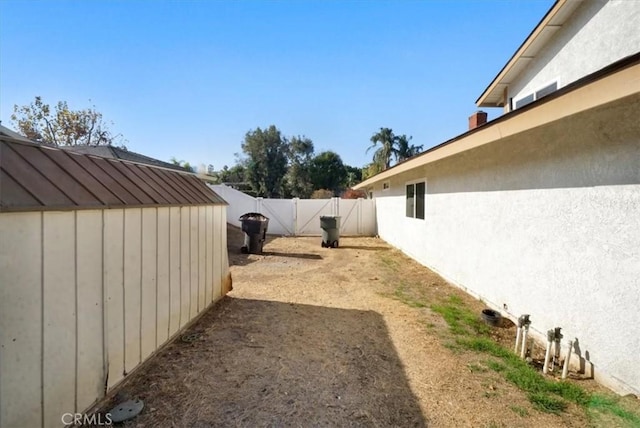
[320,215,341,248]
[239,213,269,254]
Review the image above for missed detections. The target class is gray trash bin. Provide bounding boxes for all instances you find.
[320,215,341,248]
[239,213,269,254]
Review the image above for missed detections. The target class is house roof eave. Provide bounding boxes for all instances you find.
[355,53,640,190]
[475,0,583,107]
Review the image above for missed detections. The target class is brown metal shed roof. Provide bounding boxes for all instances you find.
[0,137,227,212]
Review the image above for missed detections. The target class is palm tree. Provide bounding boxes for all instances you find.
[367,127,396,170]
[393,135,423,163]
[367,128,423,171]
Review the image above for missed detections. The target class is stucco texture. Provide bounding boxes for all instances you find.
[373,94,640,395]
[510,0,640,104]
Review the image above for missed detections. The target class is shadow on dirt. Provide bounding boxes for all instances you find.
[261,251,322,260]
[107,296,427,427]
[337,245,390,251]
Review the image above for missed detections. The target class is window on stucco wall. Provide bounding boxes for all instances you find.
[406,181,425,219]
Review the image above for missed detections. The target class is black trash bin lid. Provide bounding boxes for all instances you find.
[239,212,269,221]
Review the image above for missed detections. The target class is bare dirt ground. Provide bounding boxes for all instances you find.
[98,226,639,427]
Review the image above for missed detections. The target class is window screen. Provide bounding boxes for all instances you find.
[514,93,534,109]
[535,82,558,99]
[406,184,415,217]
[406,181,425,219]
[415,182,425,219]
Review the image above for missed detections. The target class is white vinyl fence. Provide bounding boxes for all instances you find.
[211,184,377,236]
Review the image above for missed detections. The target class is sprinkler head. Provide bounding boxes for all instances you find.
[518,314,531,327]
[554,327,563,341]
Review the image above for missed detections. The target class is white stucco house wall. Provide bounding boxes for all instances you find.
[355,0,640,396]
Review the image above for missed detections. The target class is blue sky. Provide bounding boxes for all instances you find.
[0,0,553,171]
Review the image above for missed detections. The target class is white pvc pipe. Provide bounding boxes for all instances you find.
[520,326,529,359]
[552,333,562,372]
[514,327,522,353]
[562,340,573,379]
[542,330,554,374]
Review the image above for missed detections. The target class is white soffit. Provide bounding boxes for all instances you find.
[476,0,583,107]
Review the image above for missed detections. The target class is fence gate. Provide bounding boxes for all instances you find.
[295,198,337,235]
[258,198,295,236]
[210,184,376,236]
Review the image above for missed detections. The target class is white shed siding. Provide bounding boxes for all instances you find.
[205,207,212,303]
[180,208,191,328]
[0,205,229,427]
[140,209,158,362]
[510,0,640,105]
[156,208,170,346]
[43,212,76,423]
[373,96,640,395]
[0,212,42,428]
[213,206,223,298]
[198,206,207,312]
[123,208,142,373]
[76,211,105,412]
[104,210,125,390]
[189,208,199,318]
[168,207,181,336]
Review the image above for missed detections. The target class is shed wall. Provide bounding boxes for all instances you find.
[372,95,640,395]
[0,205,229,428]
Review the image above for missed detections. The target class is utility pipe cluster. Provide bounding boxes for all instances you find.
[514,314,531,358]
[514,315,574,379]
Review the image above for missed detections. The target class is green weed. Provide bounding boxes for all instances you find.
[392,283,427,308]
[468,363,488,373]
[431,297,490,336]
[509,405,529,417]
[487,360,506,373]
[528,392,567,414]
[377,252,640,423]
[588,394,640,426]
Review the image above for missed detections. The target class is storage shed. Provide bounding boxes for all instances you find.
[0,136,231,428]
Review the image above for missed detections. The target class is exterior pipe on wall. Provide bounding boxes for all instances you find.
[520,324,530,359]
[562,339,574,379]
[517,315,531,359]
[552,327,563,372]
[543,329,554,374]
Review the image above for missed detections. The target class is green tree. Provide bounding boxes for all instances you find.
[344,165,363,188]
[394,134,423,163]
[216,164,247,184]
[311,189,334,199]
[169,157,196,172]
[367,127,396,170]
[367,127,422,172]
[284,136,315,198]
[362,162,383,180]
[11,96,124,146]
[241,125,289,198]
[309,151,347,195]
